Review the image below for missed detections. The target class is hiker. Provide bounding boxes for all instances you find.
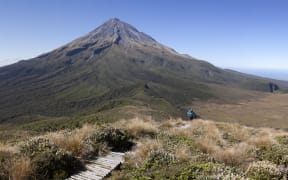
[187,108,195,120]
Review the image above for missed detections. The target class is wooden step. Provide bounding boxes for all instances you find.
[67,151,125,180]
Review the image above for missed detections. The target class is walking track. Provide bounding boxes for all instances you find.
[67,152,125,180]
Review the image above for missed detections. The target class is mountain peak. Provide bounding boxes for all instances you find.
[63,18,185,57]
[70,18,157,48]
[102,18,123,29]
[106,17,121,23]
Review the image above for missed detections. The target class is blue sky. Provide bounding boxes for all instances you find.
[0,0,288,70]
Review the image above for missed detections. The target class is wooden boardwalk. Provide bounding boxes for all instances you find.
[67,152,125,180]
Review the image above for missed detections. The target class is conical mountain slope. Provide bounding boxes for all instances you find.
[0,18,282,123]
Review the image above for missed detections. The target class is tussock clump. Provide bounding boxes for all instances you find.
[47,124,95,157]
[248,128,276,147]
[48,132,84,156]
[9,156,32,180]
[127,138,162,167]
[0,143,18,155]
[174,144,192,161]
[75,124,95,139]
[0,142,17,178]
[218,123,251,142]
[170,120,224,145]
[194,137,220,154]
[117,117,158,138]
[159,118,185,129]
[213,143,251,166]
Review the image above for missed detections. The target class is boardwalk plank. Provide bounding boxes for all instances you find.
[67,151,125,180]
[79,171,102,180]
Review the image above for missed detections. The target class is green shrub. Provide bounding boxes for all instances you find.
[0,157,10,180]
[87,127,133,152]
[144,150,175,169]
[159,134,197,154]
[276,135,288,145]
[19,137,84,179]
[82,140,109,158]
[19,137,58,158]
[31,150,84,179]
[175,162,218,179]
[255,144,288,165]
[246,161,282,180]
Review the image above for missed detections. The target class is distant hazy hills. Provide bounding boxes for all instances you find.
[0,18,286,123]
[231,68,288,81]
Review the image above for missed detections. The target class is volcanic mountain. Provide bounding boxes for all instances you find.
[0,18,285,124]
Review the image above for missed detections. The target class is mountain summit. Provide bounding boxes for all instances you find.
[57,18,179,61]
[80,18,157,45]
[0,18,284,123]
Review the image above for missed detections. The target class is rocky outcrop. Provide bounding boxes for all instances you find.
[269,82,279,92]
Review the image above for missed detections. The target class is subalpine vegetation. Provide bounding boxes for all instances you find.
[1,117,288,179]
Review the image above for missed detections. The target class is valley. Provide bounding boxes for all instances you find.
[194,93,288,130]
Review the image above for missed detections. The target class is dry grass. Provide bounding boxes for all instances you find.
[174,144,192,161]
[161,117,288,168]
[47,124,95,156]
[9,156,31,180]
[193,93,288,129]
[116,117,158,138]
[194,137,220,154]
[75,124,95,139]
[169,120,222,139]
[248,128,276,147]
[127,138,162,167]
[213,143,251,166]
[0,143,18,154]
[159,118,185,129]
[218,122,251,143]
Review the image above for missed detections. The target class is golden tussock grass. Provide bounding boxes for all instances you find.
[127,138,162,167]
[159,118,185,129]
[218,122,251,143]
[0,143,18,154]
[194,137,220,154]
[116,117,158,138]
[75,124,95,140]
[174,144,192,161]
[48,124,95,156]
[212,142,251,166]
[9,156,31,180]
[247,128,276,147]
[176,120,222,139]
